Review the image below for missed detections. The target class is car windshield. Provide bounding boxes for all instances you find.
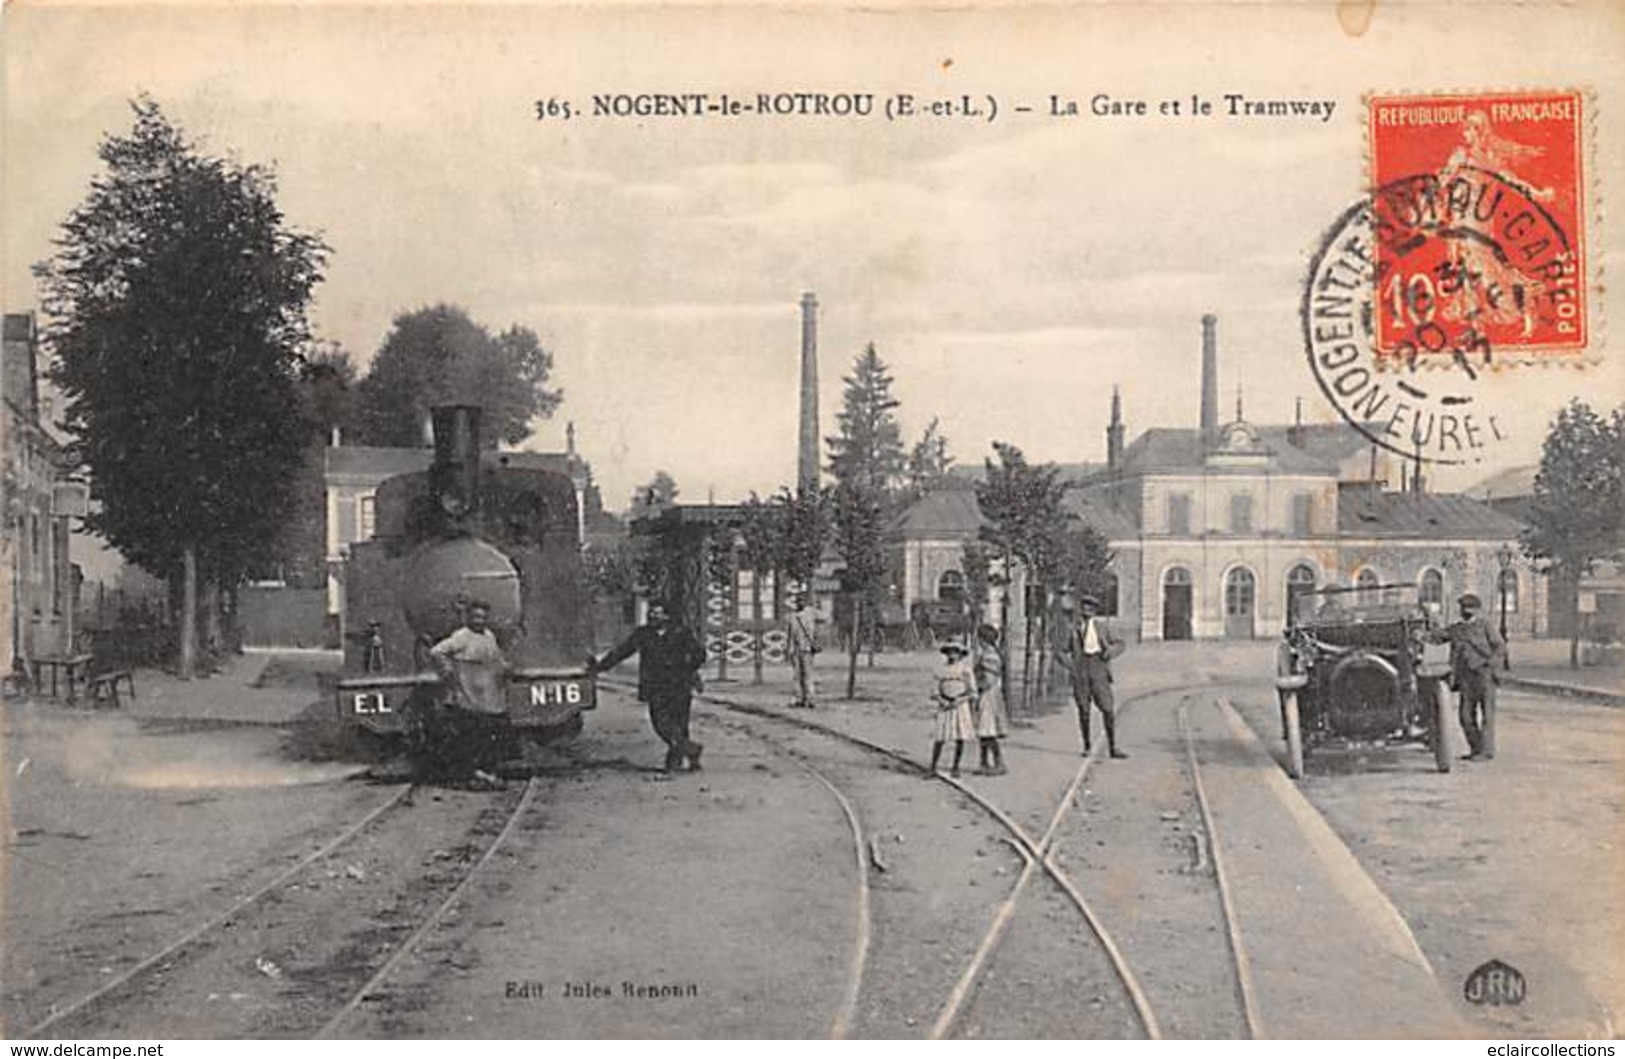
[1291,583,1425,626]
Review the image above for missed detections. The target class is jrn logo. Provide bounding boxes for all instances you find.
[1464,959,1526,1006]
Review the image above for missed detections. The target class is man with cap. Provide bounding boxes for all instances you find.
[785,591,820,709]
[1054,593,1128,758]
[1428,593,1507,760]
[590,602,708,773]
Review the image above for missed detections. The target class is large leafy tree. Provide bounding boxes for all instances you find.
[1522,400,1625,666]
[353,304,561,447]
[36,99,327,677]
[827,343,905,698]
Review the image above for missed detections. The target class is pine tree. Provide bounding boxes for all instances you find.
[826,343,905,698]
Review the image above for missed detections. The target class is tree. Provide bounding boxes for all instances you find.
[1522,400,1625,667]
[352,305,562,447]
[629,470,680,521]
[36,99,327,677]
[904,416,954,500]
[298,340,357,441]
[827,344,906,698]
[976,442,1066,714]
[827,343,905,494]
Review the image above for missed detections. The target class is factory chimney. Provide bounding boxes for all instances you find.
[797,292,820,496]
[1200,314,1219,448]
[1106,385,1124,473]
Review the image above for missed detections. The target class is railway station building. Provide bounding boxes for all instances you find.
[891,316,1546,643]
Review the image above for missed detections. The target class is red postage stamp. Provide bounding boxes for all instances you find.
[1367,90,1587,362]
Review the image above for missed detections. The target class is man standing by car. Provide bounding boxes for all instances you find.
[590,602,708,773]
[1054,593,1128,758]
[1430,593,1507,761]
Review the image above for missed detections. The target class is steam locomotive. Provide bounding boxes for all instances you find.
[335,405,597,751]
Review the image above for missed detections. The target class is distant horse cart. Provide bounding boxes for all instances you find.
[1276,583,1453,778]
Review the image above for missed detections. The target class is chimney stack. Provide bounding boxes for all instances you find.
[797,292,820,496]
[1287,397,1304,449]
[1106,385,1124,474]
[1200,314,1219,448]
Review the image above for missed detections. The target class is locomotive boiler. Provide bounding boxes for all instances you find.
[335,405,597,750]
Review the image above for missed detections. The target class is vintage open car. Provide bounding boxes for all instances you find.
[1275,583,1454,778]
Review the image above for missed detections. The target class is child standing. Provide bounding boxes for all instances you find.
[930,642,977,778]
[972,624,1010,775]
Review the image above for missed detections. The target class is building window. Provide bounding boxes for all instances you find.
[937,569,965,602]
[358,494,377,540]
[1500,569,1520,614]
[1167,493,1192,535]
[1420,568,1445,608]
[736,568,778,621]
[1230,493,1254,534]
[1286,563,1317,609]
[1224,567,1256,616]
[1355,567,1381,602]
[1292,493,1314,537]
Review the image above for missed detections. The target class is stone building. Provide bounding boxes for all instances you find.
[2,313,86,676]
[891,315,1544,642]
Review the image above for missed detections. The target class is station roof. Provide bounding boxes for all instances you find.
[1337,489,1525,539]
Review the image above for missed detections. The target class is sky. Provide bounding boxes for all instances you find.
[5,3,1622,510]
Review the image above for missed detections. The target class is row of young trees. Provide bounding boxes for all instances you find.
[36,100,564,676]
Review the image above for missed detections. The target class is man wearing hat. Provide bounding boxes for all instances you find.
[1429,592,1507,760]
[590,602,708,773]
[1054,592,1129,758]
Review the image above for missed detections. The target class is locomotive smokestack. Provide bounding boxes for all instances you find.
[1200,314,1219,449]
[431,405,483,522]
[798,292,820,497]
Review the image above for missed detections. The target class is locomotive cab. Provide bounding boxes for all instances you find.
[335,405,596,750]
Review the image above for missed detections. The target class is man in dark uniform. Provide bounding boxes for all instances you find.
[1053,593,1128,758]
[1429,592,1507,761]
[590,602,708,772]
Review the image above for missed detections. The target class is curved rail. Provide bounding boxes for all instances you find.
[695,683,1210,1041]
[699,715,871,1040]
[24,783,416,1038]
[316,776,541,1038]
[1178,701,1263,1039]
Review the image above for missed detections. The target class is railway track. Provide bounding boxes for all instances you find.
[21,784,417,1038]
[693,678,1260,1040]
[19,778,542,1040]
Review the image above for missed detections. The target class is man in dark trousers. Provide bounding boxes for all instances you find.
[1429,593,1507,761]
[1054,593,1128,758]
[590,602,708,772]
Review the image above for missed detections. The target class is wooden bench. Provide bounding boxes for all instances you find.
[87,669,136,709]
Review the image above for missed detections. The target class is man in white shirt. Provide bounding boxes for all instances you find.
[423,599,510,788]
[1053,593,1128,758]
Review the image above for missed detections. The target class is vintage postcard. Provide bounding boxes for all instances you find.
[3,0,1622,1044]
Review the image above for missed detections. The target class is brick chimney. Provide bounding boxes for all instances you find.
[797,292,820,496]
[1200,314,1219,448]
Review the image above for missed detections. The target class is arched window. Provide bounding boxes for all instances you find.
[1286,563,1317,604]
[937,569,965,602]
[1500,568,1520,614]
[1355,567,1381,603]
[1164,566,1191,586]
[1224,567,1256,616]
[1420,568,1445,608]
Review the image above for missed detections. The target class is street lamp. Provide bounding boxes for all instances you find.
[1496,542,1514,670]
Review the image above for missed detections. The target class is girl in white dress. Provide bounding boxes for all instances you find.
[930,642,977,778]
[973,624,1010,775]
